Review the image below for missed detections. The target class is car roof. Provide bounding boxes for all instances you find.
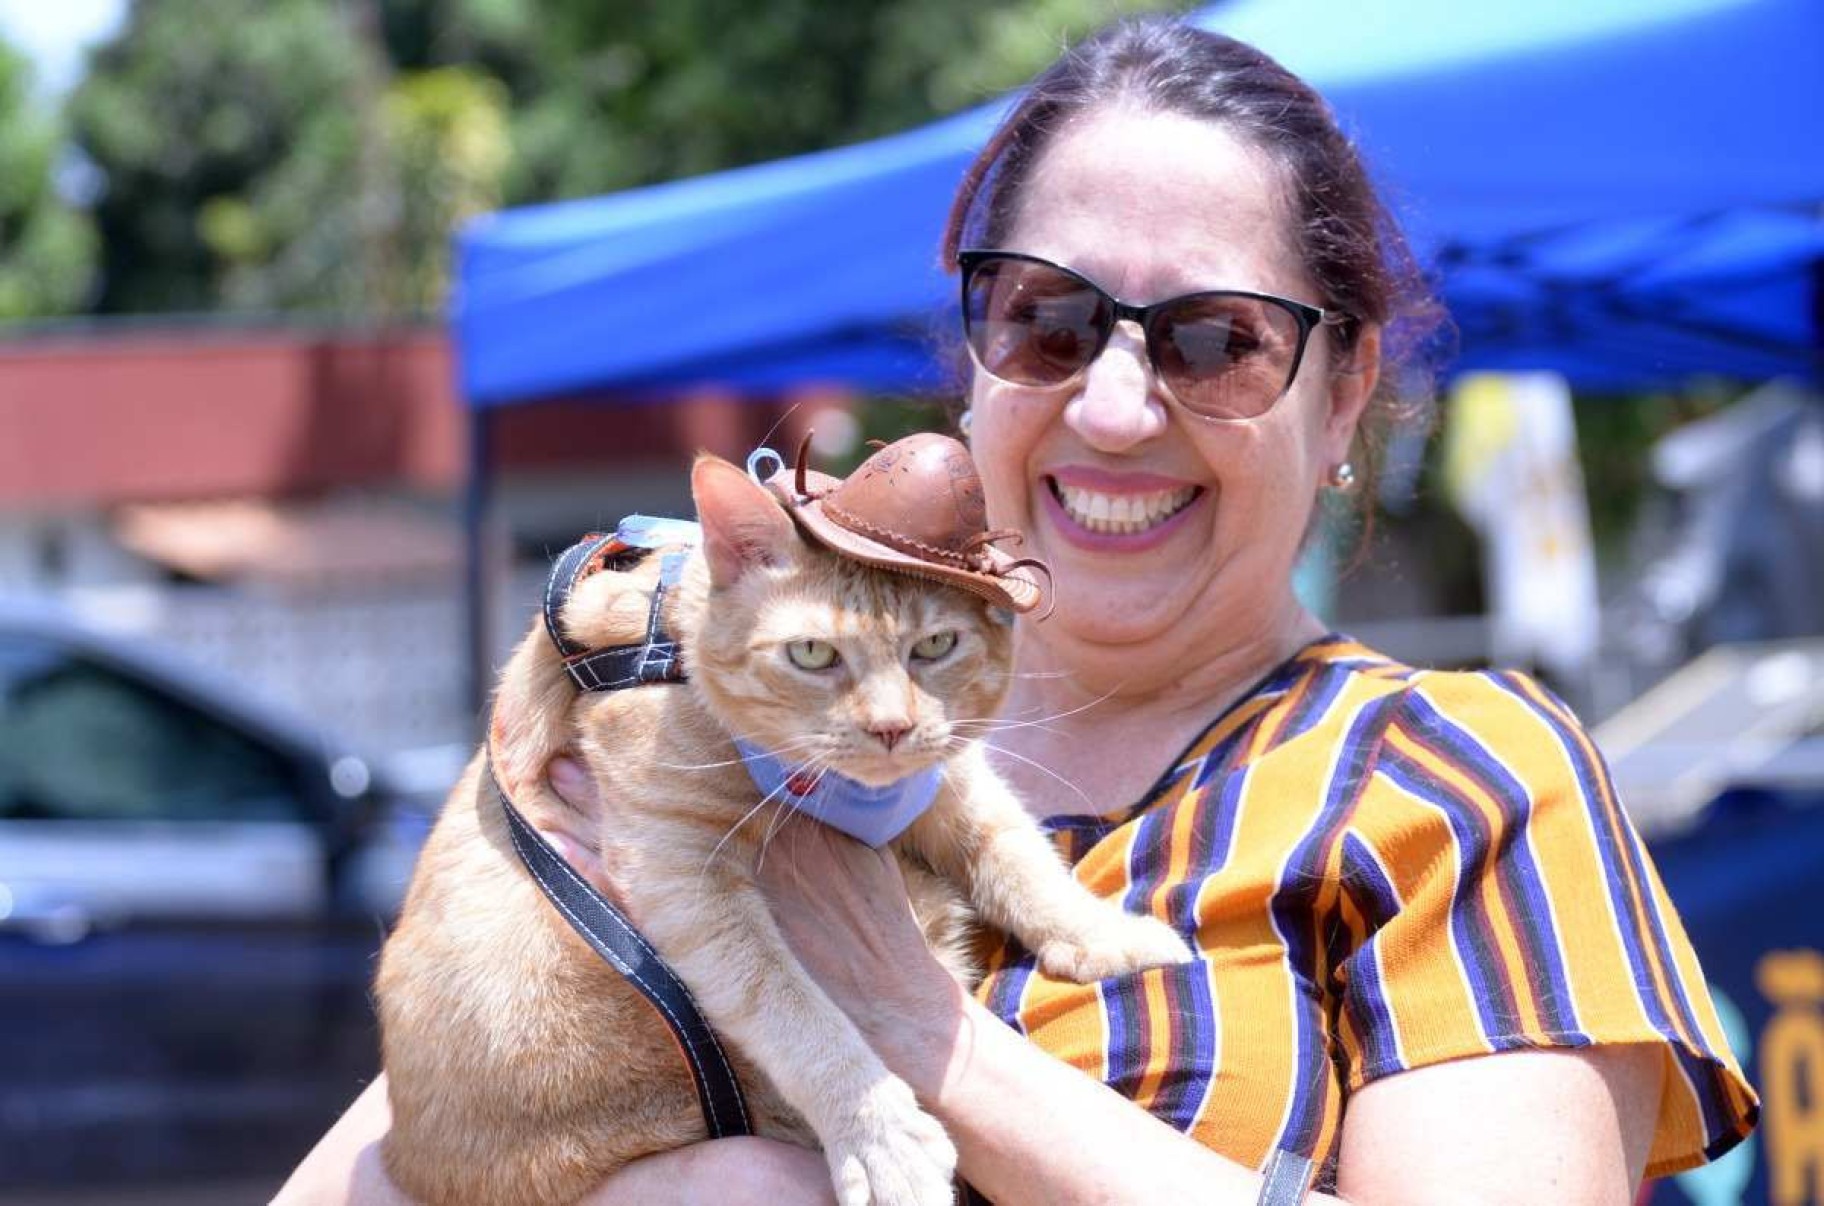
[0,600,368,776]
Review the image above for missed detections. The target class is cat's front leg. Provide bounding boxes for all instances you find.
[632,859,957,1206]
[908,747,1193,982]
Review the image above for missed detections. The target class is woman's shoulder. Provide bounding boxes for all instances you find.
[1298,636,1595,748]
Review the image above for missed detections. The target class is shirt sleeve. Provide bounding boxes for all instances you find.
[1333,668,1758,1179]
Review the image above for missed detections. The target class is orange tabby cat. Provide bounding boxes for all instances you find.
[375,452,1192,1206]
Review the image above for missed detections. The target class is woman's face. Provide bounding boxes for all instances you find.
[968,105,1375,656]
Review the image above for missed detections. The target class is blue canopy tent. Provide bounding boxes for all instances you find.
[453,0,1824,404]
[450,0,1824,702]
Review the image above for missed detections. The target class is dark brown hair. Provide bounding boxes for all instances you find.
[943,16,1447,532]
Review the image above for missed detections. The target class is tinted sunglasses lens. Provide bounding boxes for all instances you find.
[1149,294,1305,419]
[964,258,1108,387]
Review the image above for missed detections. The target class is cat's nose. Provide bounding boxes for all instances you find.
[867,723,912,752]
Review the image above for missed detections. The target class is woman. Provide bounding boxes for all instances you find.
[281,16,1755,1204]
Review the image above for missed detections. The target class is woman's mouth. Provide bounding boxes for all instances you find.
[1046,477,1202,537]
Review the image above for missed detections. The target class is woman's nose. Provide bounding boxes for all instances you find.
[1062,322,1169,451]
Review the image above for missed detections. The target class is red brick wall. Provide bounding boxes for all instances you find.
[0,327,824,507]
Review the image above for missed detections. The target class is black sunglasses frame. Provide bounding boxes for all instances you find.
[957,249,1331,422]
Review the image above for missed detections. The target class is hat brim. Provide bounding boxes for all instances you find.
[764,469,1045,614]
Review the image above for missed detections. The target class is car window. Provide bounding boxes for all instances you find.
[0,633,310,824]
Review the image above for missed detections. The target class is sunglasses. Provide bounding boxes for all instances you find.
[958,250,1329,422]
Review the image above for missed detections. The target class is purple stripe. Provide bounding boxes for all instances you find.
[1269,693,1398,1154]
[981,953,1035,1035]
[1376,742,1521,1039]
[1400,687,1586,1040]
[1278,660,1352,743]
[1148,961,1219,1133]
[1098,972,1149,1099]
[1492,674,1730,1144]
[1339,832,1403,1075]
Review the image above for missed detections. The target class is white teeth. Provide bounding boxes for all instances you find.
[1052,481,1197,535]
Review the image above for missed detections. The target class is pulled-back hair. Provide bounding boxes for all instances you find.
[943,17,1448,523]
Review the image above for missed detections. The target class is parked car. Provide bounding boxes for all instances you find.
[0,605,442,1190]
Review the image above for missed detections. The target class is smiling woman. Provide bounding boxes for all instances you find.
[282,14,1757,1206]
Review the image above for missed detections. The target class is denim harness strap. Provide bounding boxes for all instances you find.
[543,530,690,693]
[498,529,751,1141]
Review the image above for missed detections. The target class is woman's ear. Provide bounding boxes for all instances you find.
[690,455,798,587]
[1323,323,1382,462]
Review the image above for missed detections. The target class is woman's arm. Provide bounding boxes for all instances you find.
[270,1078,404,1206]
[272,1074,835,1206]
[753,820,1661,1205]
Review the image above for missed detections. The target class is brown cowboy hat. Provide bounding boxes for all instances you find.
[761,432,1049,615]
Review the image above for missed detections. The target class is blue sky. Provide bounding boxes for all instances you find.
[0,0,126,98]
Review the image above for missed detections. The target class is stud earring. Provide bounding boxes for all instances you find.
[1327,461,1357,491]
[958,408,974,438]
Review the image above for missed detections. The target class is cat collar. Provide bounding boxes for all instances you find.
[734,739,942,848]
[544,516,700,693]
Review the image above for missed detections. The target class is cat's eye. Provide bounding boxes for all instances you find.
[910,630,959,662]
[786,639,840,671]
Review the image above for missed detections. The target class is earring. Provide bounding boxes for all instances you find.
[958,408,974,438]
[1327,461,1357,491]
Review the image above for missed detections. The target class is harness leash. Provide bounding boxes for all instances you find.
[499,519,752,1141]
[488,758,751,1140]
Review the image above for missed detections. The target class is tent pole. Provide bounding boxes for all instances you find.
[463,404,496,733]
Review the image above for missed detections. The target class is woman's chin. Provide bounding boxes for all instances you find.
[1040,588,1189,650]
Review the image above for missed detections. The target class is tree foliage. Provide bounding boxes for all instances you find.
[0,39,97,320]
[66,0,1181,317]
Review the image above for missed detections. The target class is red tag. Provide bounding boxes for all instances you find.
[784,772,819,797]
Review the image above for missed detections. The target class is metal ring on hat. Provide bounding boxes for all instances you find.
[745,446,785,485]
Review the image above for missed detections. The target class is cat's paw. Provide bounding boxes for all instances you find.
[1035,910,1195,982]
[824,1075,957,1206]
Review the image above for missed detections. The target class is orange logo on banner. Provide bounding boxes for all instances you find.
[1758,949,1824,1206]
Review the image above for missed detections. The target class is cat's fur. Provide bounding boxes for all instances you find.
[375,454,1192,1206]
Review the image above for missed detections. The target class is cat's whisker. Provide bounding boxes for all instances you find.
[754,760,832,871]
[698,793,780,882]
[950,716,1068,739]
[985,688,1122,734]
[974,667,1077,682]
[656,738,822,773]
[949,690,1120,744]
[700,751,826,879]
[975,739,1100,813]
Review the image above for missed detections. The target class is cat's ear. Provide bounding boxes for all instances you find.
[692,454,797,587]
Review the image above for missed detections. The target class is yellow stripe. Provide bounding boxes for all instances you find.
[1130,968,1178,1109]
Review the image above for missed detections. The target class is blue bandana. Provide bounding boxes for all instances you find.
[734,739,942,848]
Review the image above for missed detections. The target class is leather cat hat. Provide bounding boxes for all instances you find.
[762,432,1050,615]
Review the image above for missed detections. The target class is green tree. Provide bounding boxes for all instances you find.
[69,0,367,313]
[0,39,97,319]
[491,0,1185,204]
[66,0,1181,316]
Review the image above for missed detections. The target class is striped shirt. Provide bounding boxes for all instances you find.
[975,635,1758,1185]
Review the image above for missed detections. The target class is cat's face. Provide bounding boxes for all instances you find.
[686,455,1013,786]
[692,542,1011,787]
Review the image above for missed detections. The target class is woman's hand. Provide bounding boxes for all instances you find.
[544,753,614,888]
[546,752,955,1041]
[748,820,962,1065]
